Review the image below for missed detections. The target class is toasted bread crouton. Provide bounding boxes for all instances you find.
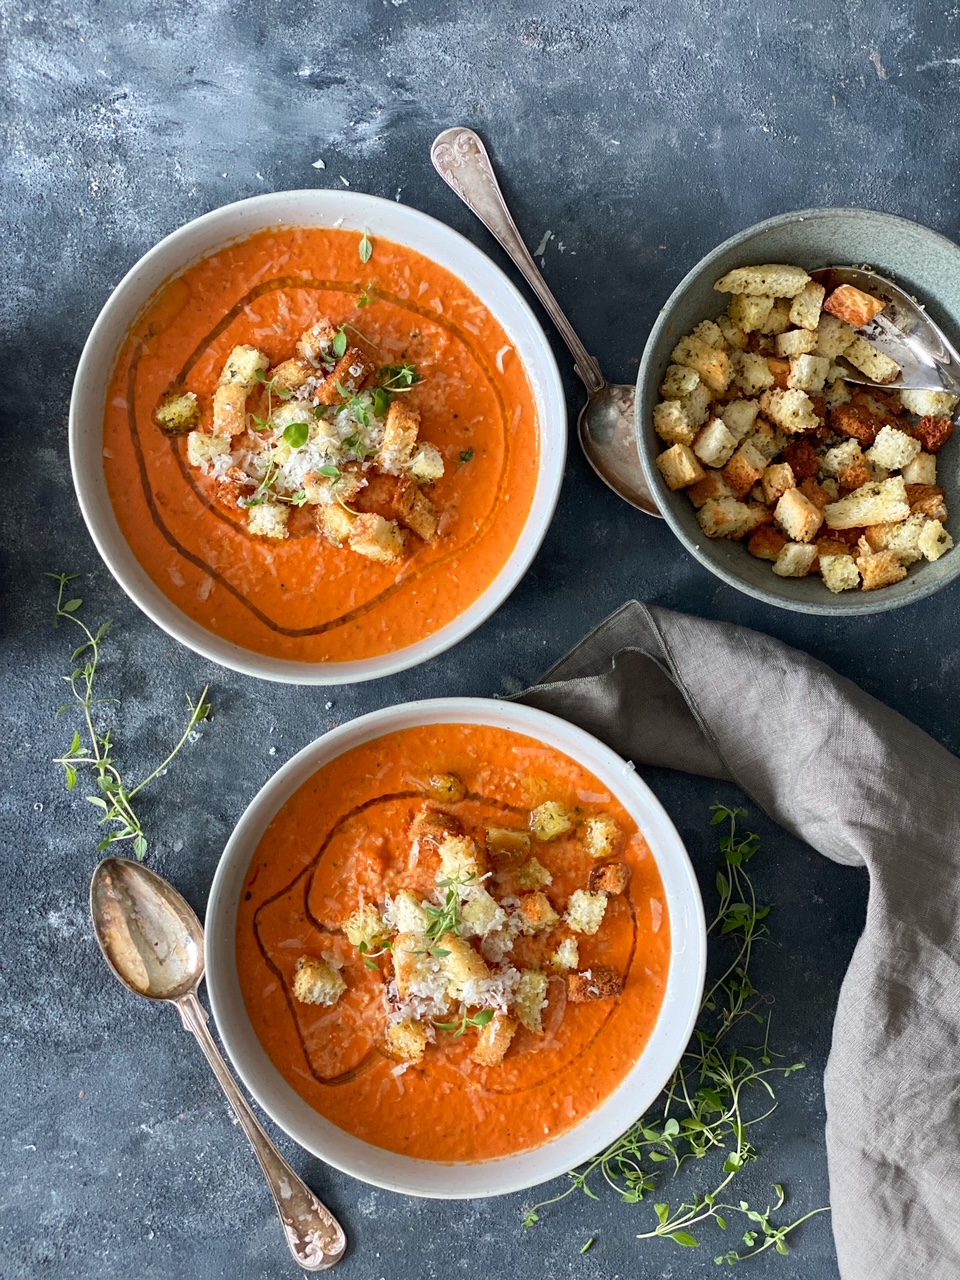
[303,467,365,507]
[408,443,445,483]
[824,477,910,529]
[907,484,948,520]
[517,892,560,935]
[864,514,926,563]
[746,420,785,461]
[715,264,811,298]
[913,415,956,454]
[348,513,406,563]
[530,801,574,842]
[839,456,874,492]
[471,1012,517,1066]
[155,390,200,434]
[687,472,735,507]
[717,313,749,350]
[830,402,879,446]
[659,363,702,399]
[823,284,886,328]
[780,438,821,480]
[670,335,733,393]
[515,970,549,1034]
[899,389,960,418]
[722,442,767,497]
[426,773,466,803]
[866,425,922,471]
[314,347,371,405]
[902,452,937,486]
[583,814,621,859]
[856,545,907,590]
[247,500,290,539]
[821,478,840,500]
[761,462,796,505]
[187,430,230,471]
[296,319,338,365]
[653,399,697,446]
[728,293,775,333]
[410,807,463,847]
[918,519,954,561]
[317,502,356,547]
[813,312,857,359]
[344,902,391,951]
[679,382,712,429]
[376,399,421,473]
[385,889,429,935]
[821,439,865,478]
[691,319,727,348]
[395,482,438,542]
[766,357,792,389]
[383,1018,430,1064]
[485,826,532,856]
[588,861,631,895]
[292,955,346,1006]
[719,399,761,441]
[566,966,624,1003]
[356,473,439,542]
[392,932,444,1000]
[221,344,269,388]
[771,542,818,577]
[787,354,830,393]
[788,281,826,330]
[550,937,580,971]
[759,388,820,434]
[774,488,823,543]
[748,525,788,561]
[798,477,831,512]
[824,377,852,410]
[212,382,250,437]
[439,934,492,998]
[817,535,852,558]
[776,328,818,358]
[819,553,861,593]
[438,833,486,885]
[732,351,776,396]
[515,857,553,891]
[693,417,738,468]
[697,496,758,539]
[270,358,312,393]
[460,887,506,939]
[565,889,608,935]
[844,335,901,384]
[759,298,793,335]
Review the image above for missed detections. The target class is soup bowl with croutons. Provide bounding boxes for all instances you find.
[637,207,960,614]
[70,189,566,682]
[204,697,706,1198]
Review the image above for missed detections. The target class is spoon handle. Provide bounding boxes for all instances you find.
[176,991,347,1271]
[431,126,606,395]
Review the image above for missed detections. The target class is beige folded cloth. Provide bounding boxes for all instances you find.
[515,601,960,1279]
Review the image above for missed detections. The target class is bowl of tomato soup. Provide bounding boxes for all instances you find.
[205,698,706,1198]
[70,191,565,682]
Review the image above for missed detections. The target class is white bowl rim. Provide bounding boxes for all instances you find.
[69,189,566,684]
[635,203,960,615]
[204,696,707,1199]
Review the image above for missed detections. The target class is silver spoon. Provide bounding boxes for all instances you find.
[431,127,661,517]
[90,856,347,1272]
[811,266,960,394]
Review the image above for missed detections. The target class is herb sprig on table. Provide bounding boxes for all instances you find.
[48,573,211,860]
[522,804,829,1265]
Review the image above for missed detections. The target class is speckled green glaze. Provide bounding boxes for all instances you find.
[636,207,960,615]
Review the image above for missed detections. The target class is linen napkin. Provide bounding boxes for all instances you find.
[515,601,960,1280]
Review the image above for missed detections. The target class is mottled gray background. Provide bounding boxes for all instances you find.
[4,0,960,1276]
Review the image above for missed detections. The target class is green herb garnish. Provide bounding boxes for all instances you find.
[48,573,211,861]
[317,464,342,481]
[377,362,423,392]
[521,804,829,1263]
[433,1007,495,1037]
[372,386,393,419]
[459,449,475,464]
[254,367,294,401]
[282,421,310,449]
[333,328,348,359]
[359,229,373,263]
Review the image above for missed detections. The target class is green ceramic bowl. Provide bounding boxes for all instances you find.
[636,207,960,615]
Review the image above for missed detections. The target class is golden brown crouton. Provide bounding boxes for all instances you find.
[907,484,949,521]
[748,525,788,561]
[856,545,908,591]
[822,284,886,328]
[913,415,956,454]
[348,513,406,564]
[654,399,697,446]
[427,773,467,803]
[316,502,356,548]
[844,335,901,384]
[565,889,608,935]
[566,966,624,1003]
[410,807,463,846]
[378,399,421,473]
[830,402,880,446]
[714,264,811,298]
[774,488,823,543]
[530,801,574,842]
[515,857,553,891]
[270,358,312,393]
[779,438,821,481]
[344,902,390,951]
[686,472,735,508]
[292,955,346,1007]
[155,390,200,434]
[296,319,338,365]
[471,1012,517,1066]
[392,932,441,998]
[588,861,632,895]
[383,1019,430,1064]
[697,497,758,540]
[656,443,706,491]
[798,477,832,512]
[670,335,733,394]
[517,892,560,935]
[438,833,487,883]
[583,813,621,859]
[550,937,580,971]
[819,553,861,593]
[439,934,492,998]
[771,543,818,577]
[212,382,249,437]
[314,347,371,405]
[515,970,549,1034]
[485,827,532,856]
[722,442,767,498]
[788,282,826,330]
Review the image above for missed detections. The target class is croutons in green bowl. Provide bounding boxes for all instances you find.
[636,207,960,614]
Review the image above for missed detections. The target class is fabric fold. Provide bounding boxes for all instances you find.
[515,601,960,1280]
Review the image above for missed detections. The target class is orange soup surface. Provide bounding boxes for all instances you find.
[103,227,540,662]
[237,723,672,1162]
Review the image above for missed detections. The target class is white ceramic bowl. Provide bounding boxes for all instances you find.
[69,191,566,683]
[205,697,707,1199]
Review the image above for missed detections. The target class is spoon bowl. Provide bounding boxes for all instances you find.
[812,265,960,394]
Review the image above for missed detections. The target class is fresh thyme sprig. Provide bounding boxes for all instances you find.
[48,573,211,861]
[433,1006,495,1037]
[418,873,477,958]
[522,804,828,1264]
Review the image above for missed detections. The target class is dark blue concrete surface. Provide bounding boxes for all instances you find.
[6,1,960,1275]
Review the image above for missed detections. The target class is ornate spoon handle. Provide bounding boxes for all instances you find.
[176,991,347,1271]
[431,126,605,394]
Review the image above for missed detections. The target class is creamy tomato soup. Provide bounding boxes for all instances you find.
[237,723,671,1163]
[103,227,540,662]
